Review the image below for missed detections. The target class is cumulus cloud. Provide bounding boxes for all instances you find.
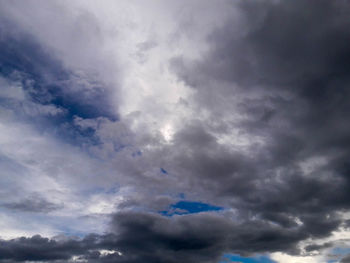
[1,0,350,262]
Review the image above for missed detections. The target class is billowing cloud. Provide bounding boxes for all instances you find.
[1,0,350,262]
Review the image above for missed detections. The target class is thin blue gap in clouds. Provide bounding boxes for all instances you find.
[328,247,350,263]
[221,254,277,263]
[159,200,224,216]
[160,168,168,174]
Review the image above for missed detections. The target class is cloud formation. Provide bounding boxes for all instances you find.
[2,0,350,262]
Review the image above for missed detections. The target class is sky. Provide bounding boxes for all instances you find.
[1,0,350,262]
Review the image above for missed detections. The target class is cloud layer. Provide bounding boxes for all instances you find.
[1,0,350,262]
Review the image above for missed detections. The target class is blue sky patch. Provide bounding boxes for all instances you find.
[160,200,223,216]
[160,168,168,174]
[327,247,350,262]
[222,254,277,263]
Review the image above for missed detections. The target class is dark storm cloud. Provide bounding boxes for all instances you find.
[0,234,120,262]
[0,235,83,262]
[0,210,339,263]
[109,211,305,262]
[342,254,350,263]
[0,211,306,262]
[168,0,350,254]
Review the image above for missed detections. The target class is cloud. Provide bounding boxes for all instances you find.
[0,211,299,263]
[165,0,350,260]
[0,210,334,263]
[0,234,117,262]
[1,194,63,213]
[1,0,350,262]
[109,211,303,262]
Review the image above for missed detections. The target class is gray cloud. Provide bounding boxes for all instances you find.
[1,195,62,213]
[0,234,116,262]
[166,0,350,256]
[1,0,350,262]
[0,210,339,263]
[0,211,307,263]
[109,211,304,262]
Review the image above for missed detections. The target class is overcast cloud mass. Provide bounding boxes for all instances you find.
[1,0,350,262]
